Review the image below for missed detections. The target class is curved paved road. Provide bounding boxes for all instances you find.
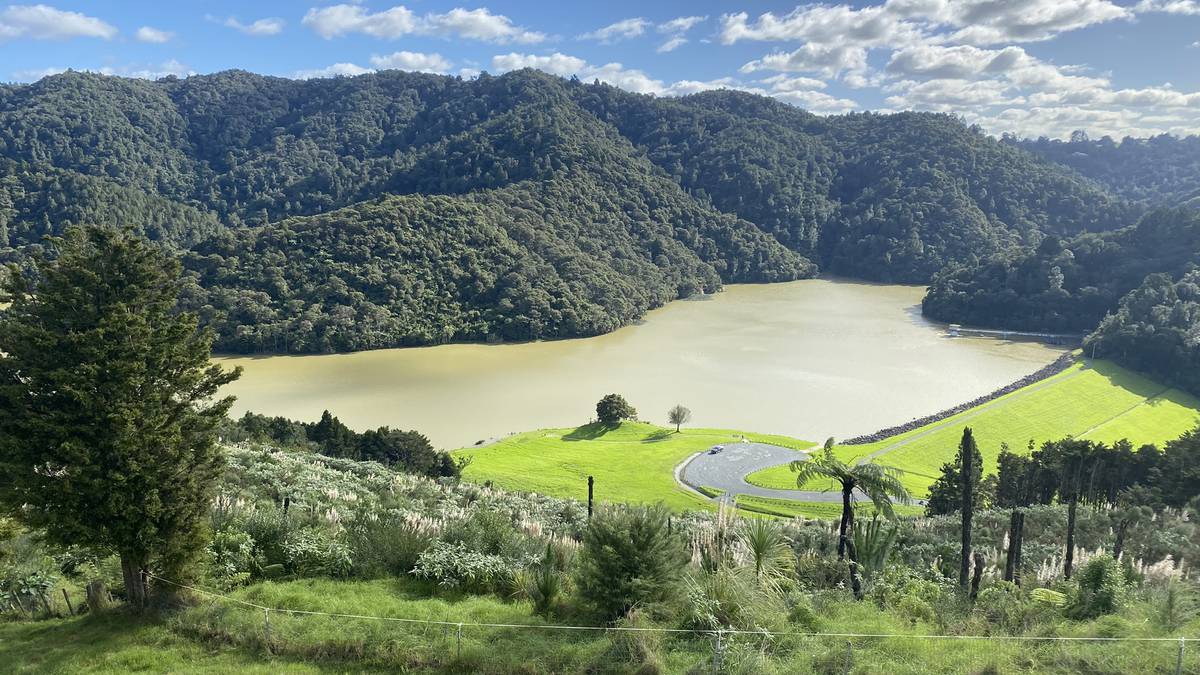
[680,442,849,502]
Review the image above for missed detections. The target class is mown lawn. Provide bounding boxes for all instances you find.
[452,422,814,511]
[746,358,1200,497]
[4,578,1195,674]
[736,495,926,520]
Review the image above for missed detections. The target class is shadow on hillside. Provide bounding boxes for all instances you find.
[642,429,673,442]
[562,423,618,441]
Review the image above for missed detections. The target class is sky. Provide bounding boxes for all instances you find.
[2,1,1199,139]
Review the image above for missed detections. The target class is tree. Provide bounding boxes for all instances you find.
[667,404,692,433]
[576,504,685,618]
[958,428,977,591]
[925,429,986,516]
[0,226,241,609]
[596,394,636,426]
[790,438,911,564]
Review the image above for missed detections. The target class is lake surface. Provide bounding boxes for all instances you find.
[215,279,1065,449]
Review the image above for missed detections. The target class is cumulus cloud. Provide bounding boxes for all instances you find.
[135,26,172,43]
[370,51,452,74]
[579,17,648,43]
[740,44,869,79]
[224,16,285,36]
[303,4,544,44]
[293,62,373,79]
[1135,0,1200,15]
[0,4,116,40]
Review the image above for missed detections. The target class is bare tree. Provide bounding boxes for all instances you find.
[667,404,692,432]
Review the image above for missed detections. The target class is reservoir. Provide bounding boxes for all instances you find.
[216,279,1066,449]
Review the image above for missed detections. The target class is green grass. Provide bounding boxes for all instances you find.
[5,579,1195,674]
[453,421,813,511]
[735,495,925,520]
[746,357,1200,497]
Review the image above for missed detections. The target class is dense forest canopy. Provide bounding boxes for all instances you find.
[1014,133,1200,208]
[0,67,1187,355]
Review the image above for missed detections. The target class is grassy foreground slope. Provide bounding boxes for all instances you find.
[747,357,1200,496]
[4,578,1194,674]
[453,422,813,511]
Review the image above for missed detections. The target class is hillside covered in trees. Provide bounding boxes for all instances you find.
[0,67,1163,352]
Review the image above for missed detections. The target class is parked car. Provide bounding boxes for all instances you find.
[709,445,725,454]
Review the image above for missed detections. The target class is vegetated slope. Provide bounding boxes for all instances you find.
[1015,133,1200,207]
[0,68,1134,351]
[577,86,1131,282]
[923,207,1200,333]
[1085,270,1200,399]
[745,358,1200,496]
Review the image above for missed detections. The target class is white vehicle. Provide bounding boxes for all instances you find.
[709,445,725,454]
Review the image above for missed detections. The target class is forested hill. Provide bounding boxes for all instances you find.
[1014,134,1200,207]
[0,68,1136,352]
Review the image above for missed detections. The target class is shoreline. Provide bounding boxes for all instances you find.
[842,351,1078,445]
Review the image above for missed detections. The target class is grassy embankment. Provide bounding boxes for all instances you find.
[453,422,814,512]
[746,358,1200,497]
[4,578,1195,674]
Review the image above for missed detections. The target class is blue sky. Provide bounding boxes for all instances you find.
[2,1,1199,138]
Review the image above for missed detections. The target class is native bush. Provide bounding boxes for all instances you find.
[282,530,352,578]
[412,541,520,593]
[576,504,685,619]
[685,565,786,632]
[345,511,433,578]
[1067,555,1128,619]
[205,530,262,589]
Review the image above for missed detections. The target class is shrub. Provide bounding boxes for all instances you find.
[412,541,519,593]
[975,581,1030,633]
[346,512,432,577]
[519,542,568,617]
[283,530,352,578]
[205,530,262,588]
[685,565,785,632]
[576,504,685,619]
[1067,555,1128,619]
[784,592,821,632]
[241,508,296,568]
[592,608,665,675]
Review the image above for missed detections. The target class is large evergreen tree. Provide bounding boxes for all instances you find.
[0,226,240,608]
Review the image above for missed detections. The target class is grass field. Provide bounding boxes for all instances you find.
[453,422,814,511]
[4,578,1195,674]
[735,495,927,520]
[746,357,1200,497]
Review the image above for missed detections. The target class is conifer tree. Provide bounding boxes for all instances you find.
[0,226,240,608]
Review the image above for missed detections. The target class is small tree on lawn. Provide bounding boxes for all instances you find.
[0,226,241,609]
[596,394,636,426]
[667,404,692,433]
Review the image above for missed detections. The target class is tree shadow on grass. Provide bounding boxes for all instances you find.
[642,429,673,442]
[562,423,618,441]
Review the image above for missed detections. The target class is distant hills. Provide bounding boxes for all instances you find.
[0,68,1193,353]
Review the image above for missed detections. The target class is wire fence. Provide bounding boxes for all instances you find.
[150,574,1198,674]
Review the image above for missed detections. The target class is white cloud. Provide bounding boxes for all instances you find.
[931,0,1131,45]
[293,62,373,79]
[303,4,544,44]
[1135,0,1200,15]
[0,4,116,40]
[101,59,193,80]
[224,16,285,36]
[579,17,648,43]
[370,51,452,74]
[740,44,869,79]
[11,65,66,81]
[720,5,923,48]
[135,26,172,43]
[658,15,706,33]
[657,36,687,53]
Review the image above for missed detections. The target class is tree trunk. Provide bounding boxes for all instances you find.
[838,485,854,561]
[845,536,864,601]
[1113,520,1127,561]
[1013,511,1024,587]
[970,553,984,602]
[120,553,148,611]
[1064,497,1077,580]
[960,443,974,591]
[1004,510,1021,582]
